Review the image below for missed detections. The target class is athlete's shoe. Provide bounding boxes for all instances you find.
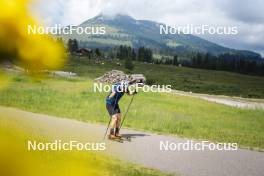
[115,128,121,138]
[108,134,120,140]
[115,133,122,138]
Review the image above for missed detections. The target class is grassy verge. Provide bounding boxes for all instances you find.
[0,73,263,149]
[64,57,264,98]
[0,108,171,176]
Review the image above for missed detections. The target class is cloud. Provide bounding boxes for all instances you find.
[30,0,66,25]
[215,0,264,24]
[31,0,264,56]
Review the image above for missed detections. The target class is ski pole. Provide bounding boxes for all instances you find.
[120,94,135,130]
[103,116,112,140]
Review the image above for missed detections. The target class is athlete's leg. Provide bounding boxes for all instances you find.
[116,113,121,128]
[109,114,118,137]
[115,113,122,137]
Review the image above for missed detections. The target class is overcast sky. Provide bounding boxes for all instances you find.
[31,0,264,56]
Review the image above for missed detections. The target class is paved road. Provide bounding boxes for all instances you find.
[1,106,264,176]
[171,90,264,109]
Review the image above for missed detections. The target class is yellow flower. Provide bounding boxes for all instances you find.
[0,0,66,87]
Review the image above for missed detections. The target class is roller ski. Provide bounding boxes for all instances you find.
[120,135,131,142]
[108,134,124,143]
[108,134,131,142]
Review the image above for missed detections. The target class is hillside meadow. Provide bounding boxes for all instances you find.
[0,72,263,149]
[64,57,264,98]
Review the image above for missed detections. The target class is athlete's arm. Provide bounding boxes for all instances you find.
[108,92,116,98]
[126,88,137,95]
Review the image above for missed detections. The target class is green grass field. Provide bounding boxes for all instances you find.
[0,72,263,149]
[64,57,264,98]
[0,108,171,176]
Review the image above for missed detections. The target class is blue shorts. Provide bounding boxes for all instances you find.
[106,104,121,116]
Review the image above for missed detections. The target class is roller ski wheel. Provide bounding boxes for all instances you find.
[108,135,124,143]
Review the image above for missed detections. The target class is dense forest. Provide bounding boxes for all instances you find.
[66,38,264,75]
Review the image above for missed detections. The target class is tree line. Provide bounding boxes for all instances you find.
[66,39,264,75]
[115,45,154,70]
[185,52,264,75]
[116,45,153,62]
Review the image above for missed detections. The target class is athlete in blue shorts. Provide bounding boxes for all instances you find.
[106,80,137,139]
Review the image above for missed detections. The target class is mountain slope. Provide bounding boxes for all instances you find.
[59,14,261,58]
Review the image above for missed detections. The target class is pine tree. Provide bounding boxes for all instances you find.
[67,39,78,53]
[138,47,145,61]
[132,49,136,60]
[173,55,178,66]
[95,48,101,58]
[125,57,134,70]
[72,39,79,52]
[67,39,73,53]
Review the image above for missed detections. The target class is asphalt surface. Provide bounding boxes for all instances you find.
[1,106,264,176]
[171,90,264,109]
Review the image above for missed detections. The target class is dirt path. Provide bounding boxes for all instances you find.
[1,106,264,176]
[171,90,264,109]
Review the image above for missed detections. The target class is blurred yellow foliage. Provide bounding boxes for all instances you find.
[0,71,10,89]
[0,112,108,176]
[0,0,66,87]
